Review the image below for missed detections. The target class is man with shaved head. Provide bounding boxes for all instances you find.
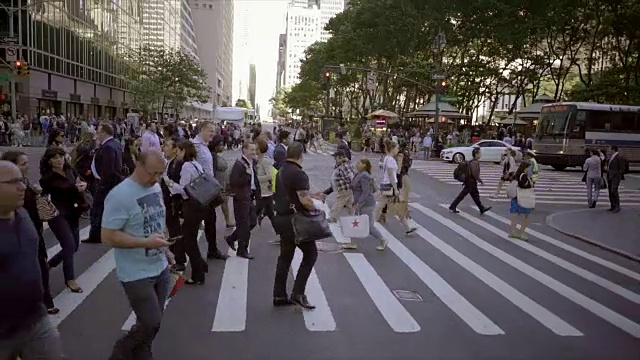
[101,150,174,360]
[0,161,66,359]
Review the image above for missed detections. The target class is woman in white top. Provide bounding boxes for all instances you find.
[140,123,161,152]
[170,140,209,285]
[493,148,517,198]
[374,140,416,239]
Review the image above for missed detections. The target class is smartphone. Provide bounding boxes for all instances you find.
[167,235,182,245]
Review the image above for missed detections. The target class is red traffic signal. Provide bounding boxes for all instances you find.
[325,72,331,78]
[15,60,22,67]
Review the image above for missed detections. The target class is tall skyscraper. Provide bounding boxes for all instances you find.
[275,33,287,91]
[180,0,199,60]
[141,0,181,50]
[248,64,257,108]
[318,0,345,41]
[283,4,321,86]
[232,0,251,102]
[191,0,234,106]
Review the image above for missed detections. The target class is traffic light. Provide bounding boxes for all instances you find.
[324,71,331,79]
[14,60,29,76]
[436,80,449,94]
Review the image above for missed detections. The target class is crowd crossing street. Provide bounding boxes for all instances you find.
[16,146,638,360]
[412,161,640,208]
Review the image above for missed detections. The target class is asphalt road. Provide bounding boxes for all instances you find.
[5,145,640,360]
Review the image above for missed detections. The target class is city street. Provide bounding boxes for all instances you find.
[12,145,639,360]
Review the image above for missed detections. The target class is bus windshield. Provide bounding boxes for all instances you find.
[537,105,575,139]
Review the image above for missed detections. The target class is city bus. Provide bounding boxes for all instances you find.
[534,102,640,170]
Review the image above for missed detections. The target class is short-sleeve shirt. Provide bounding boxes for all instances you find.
[102,178,168,282]
[275,160,309,214]
[381,155,398,184]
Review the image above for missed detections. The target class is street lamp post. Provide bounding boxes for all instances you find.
[431,31,446,139]
[1,0,24,119]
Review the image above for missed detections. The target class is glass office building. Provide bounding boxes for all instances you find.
[0,0,151,118]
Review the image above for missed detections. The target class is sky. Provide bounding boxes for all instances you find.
[232,0,290,119]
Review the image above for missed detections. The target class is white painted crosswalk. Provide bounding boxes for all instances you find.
[412,161,640,206]
[41,202,640,341]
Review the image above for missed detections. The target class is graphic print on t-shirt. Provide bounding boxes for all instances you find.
[135,192,166,257]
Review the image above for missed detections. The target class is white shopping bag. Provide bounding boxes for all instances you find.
[339,215,370,238]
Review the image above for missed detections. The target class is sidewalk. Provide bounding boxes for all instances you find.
[546,208,640,262]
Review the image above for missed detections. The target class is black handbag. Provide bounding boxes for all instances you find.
[291,209,332,244]
[184,163,223,208]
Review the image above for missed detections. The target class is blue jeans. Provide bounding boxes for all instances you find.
[0,313,66,360]
[48,213,80,281]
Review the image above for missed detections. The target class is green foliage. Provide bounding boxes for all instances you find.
[280,0,640,120]
[269,87,290,118]
[128,45,211,116]
[235,99,253,109]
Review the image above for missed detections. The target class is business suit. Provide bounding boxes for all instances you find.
[337,140,351,161]
[607,152,628,212]
[226,156,260,258]
[161,158,186,266]
[86,137,124,243]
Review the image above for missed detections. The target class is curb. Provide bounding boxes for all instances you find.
[545,210,640,264]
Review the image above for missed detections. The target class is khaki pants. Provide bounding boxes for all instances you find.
[329,190,354,220]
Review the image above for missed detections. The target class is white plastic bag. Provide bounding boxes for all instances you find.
[339,215,370,238]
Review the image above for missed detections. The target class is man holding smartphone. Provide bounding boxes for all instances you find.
[101,150,174,360]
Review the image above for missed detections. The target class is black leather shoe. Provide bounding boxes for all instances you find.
[480,206,492,215]
[225,237,237,251]
[291,294,315,310]
[237,253,254,260]
[449,207,460,214]
[207,252,229,260]
[273,297,294,307]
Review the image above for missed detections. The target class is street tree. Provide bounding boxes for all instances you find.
[235,99,253,108]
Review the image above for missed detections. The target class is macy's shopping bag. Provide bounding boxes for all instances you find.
[339,215,370,238]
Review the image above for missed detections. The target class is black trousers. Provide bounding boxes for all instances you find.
[87,185,109,242]
[227,199,257,255]
[450,180,484,210]
[256,196,275,223]
[181,201,210,281]
[608,176,621,209]
[166,203,186,265]
[273,217,318,298]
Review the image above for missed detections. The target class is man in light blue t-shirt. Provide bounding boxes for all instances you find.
[101,150,174,360]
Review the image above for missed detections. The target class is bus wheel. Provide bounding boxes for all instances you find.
[552,165,567,171]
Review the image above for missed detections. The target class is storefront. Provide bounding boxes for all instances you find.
[104,100,117,120]
[89,97,101,118]
[66,94,83,117]
[38,90,61,116]
[121,102,130,118]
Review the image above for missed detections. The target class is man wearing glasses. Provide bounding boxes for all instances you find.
[0,161,66,359]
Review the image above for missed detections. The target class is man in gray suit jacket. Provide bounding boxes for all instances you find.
[607,145,628,213]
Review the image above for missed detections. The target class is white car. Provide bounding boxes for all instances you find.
[440,140,522,164]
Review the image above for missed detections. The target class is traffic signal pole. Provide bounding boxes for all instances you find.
[9,5,16,119]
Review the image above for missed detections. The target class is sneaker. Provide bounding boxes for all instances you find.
[341,243,358,250]
[376,240,388,251]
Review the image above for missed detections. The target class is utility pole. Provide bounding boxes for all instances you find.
[431,31,446,139]
[8,5,17,119]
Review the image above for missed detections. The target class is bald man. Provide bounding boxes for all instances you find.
[0,161,66,359]
[101,150,174,360]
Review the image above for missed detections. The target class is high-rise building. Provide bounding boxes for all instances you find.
[180,0,199,60]
[248,64,256,108]
[275,33,287,91]
[191,0,234,106]
[0,0,145,118]
[283,4,321,86]
[318,0,345,41]
[232,0,250,102]
[141,0,181,50]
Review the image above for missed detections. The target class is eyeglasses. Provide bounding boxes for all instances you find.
[0,178,26,185]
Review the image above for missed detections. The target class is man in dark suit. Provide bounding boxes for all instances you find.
[607,145,628,213]
[160,136,186,270]
[273,130,290,170]
[83,122,125,243]
[336,132,351,161]
[226,142,260,259]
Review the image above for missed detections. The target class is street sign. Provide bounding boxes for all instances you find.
[5,46,17,61]
[440,96,458,102]
[0,36,18,45]
[431,32,447,53]
[432,74,446,80]
[366,72,377,91]
[339,64,346,75]
[0,74,9,82]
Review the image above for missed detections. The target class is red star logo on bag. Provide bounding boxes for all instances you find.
[352,220,360,228]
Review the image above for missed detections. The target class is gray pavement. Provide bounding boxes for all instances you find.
[546,208,640,261]
[25,148,640,360]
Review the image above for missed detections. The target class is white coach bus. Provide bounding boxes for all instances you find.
[534,102,640,170]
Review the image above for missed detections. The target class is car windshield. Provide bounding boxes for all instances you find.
[537,105,575,139]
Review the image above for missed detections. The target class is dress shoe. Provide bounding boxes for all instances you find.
[237,252,254,259]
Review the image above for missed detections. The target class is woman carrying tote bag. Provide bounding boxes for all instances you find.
[508,161,535,241]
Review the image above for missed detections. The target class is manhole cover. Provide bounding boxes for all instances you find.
[393,290,423,301]
[316,241,344,253]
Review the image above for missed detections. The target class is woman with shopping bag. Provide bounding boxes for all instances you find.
[341,158,387,251]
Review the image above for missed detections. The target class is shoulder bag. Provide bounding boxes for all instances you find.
[36,194,59,221]
[184,162,223,208]
[379,156,395,196]
[516,175,535,209]
[505,181,517,199]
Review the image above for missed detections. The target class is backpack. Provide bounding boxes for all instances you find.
[453,161,470,182]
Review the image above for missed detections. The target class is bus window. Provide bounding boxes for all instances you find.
[568,110,586,138]
[537,107,573,139]
[587,111,617,131]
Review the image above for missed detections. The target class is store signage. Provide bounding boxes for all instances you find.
[375,119,387,127]
[90,97,100,104]
[69,94,81,102]
[41,89,58,99]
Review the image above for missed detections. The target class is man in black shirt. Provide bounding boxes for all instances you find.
[272,142,323,309]
[0,161,65,359]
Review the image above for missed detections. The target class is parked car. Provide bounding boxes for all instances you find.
[440,140,522,164]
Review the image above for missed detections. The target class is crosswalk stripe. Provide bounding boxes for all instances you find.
[49,249,115,327]
[412,203,640,338]
[123,230,203,331]
[374,223,504,335]
[473,209,640,281]
[211,247,250,332]
[412,223,582,336]
[343,253,421,333]
[485,199,640,206]
[449,206,640,304]
[291,248,336,331]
